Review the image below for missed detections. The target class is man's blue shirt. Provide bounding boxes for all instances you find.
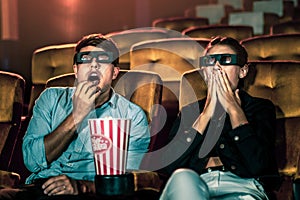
[23,87,150,184]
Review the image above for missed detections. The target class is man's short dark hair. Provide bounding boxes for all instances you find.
[74,33,119,66]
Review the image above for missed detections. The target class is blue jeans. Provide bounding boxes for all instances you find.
[159,168,269,200]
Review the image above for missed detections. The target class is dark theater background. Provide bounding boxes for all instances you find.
[0,0,211,88]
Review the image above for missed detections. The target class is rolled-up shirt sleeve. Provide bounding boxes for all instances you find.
[126,107,150,170]
[22,88,71,172]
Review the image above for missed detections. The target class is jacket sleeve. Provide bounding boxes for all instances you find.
[226,98,279,177]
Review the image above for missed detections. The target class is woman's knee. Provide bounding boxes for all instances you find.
[168,169,209,196]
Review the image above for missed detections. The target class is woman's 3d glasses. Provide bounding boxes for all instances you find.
[200,54,244,67]
[74,51,114,64]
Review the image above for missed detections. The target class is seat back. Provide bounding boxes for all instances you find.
[130,38,205,81]
[46,70,163,151]
[130,37,205,114]
[240,33,300,62]
[244,61,300,199]
[152,17,209,32]
[179,69,207,110]
[271,20,300,34]
[29,43,76,115]
[228,12,280,35]
[0,71,25,171]
[182,25,253,41]
[105,28,169,70]
[130,38,206,145]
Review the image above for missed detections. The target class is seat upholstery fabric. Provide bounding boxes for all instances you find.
[0,71,25,171]
[240,33,300,62]
[245,61,300,199]
[29,43,76,115]
[105,28,169,70]
[182,25,253,41]
[271,20,300,34]
[152,17,209,32]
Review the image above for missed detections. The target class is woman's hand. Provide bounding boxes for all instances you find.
[42,175,79,196]
[215,69,241,112]
[215,69,248,128]
[202,69,218,118]
[192,70,217,133]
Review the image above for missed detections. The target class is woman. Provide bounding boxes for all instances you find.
[158,37,280,200]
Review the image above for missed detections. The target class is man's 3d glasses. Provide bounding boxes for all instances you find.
[74,51,114,64]
[200,54,244,67]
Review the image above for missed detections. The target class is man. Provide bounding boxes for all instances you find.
[22,33,150,196]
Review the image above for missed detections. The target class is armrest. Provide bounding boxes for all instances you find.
[294,152,300,181]
[0,170,20,188]
[130,170,166,193]
[293,153,300,200]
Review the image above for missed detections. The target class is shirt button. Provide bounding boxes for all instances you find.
[231,165,236,170]
[234,136,239,141]
[184,130,190,134]
[219,144,225,149]
[186,137,192,142]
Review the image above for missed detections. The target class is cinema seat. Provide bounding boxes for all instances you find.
[240,33,300,62]
[152,16,209,32]
[28,43,76,116]
[0,71,25,184]
[271,20,300,34]
[105,28,169,70]
[182,25,253,41]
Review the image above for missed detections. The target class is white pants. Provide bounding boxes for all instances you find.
[159,168,269,200]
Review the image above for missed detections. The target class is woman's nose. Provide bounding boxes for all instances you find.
[213,61,222,70]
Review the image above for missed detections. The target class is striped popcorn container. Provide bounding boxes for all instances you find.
[88,118,131,175]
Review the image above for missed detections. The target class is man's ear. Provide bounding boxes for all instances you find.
[112,66,120,80]
[73,64,78,78]
[239,63,249,79]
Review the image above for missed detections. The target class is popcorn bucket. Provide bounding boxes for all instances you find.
[88,118,131,175]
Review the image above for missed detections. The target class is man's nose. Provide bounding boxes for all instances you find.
[90,58,100,69]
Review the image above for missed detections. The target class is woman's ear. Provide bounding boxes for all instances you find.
[239,63,249,79]
[73,64,78,78]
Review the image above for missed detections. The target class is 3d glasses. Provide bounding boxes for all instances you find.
[74,51,114,64]
[200,54,244,67]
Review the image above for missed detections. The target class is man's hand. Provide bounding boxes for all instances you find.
[42,175,79,196]
[72,81,101,125]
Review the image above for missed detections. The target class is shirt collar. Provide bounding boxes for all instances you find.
[106,88,118,109]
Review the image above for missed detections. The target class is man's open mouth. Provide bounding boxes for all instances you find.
[88,73,100,85]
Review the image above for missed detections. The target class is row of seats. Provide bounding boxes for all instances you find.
[153,16,300,37]
[28,31,300,114]
[3,22,300,196]
[181,0,299,34]
[2,56,300,198]
[4,58,300,198]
